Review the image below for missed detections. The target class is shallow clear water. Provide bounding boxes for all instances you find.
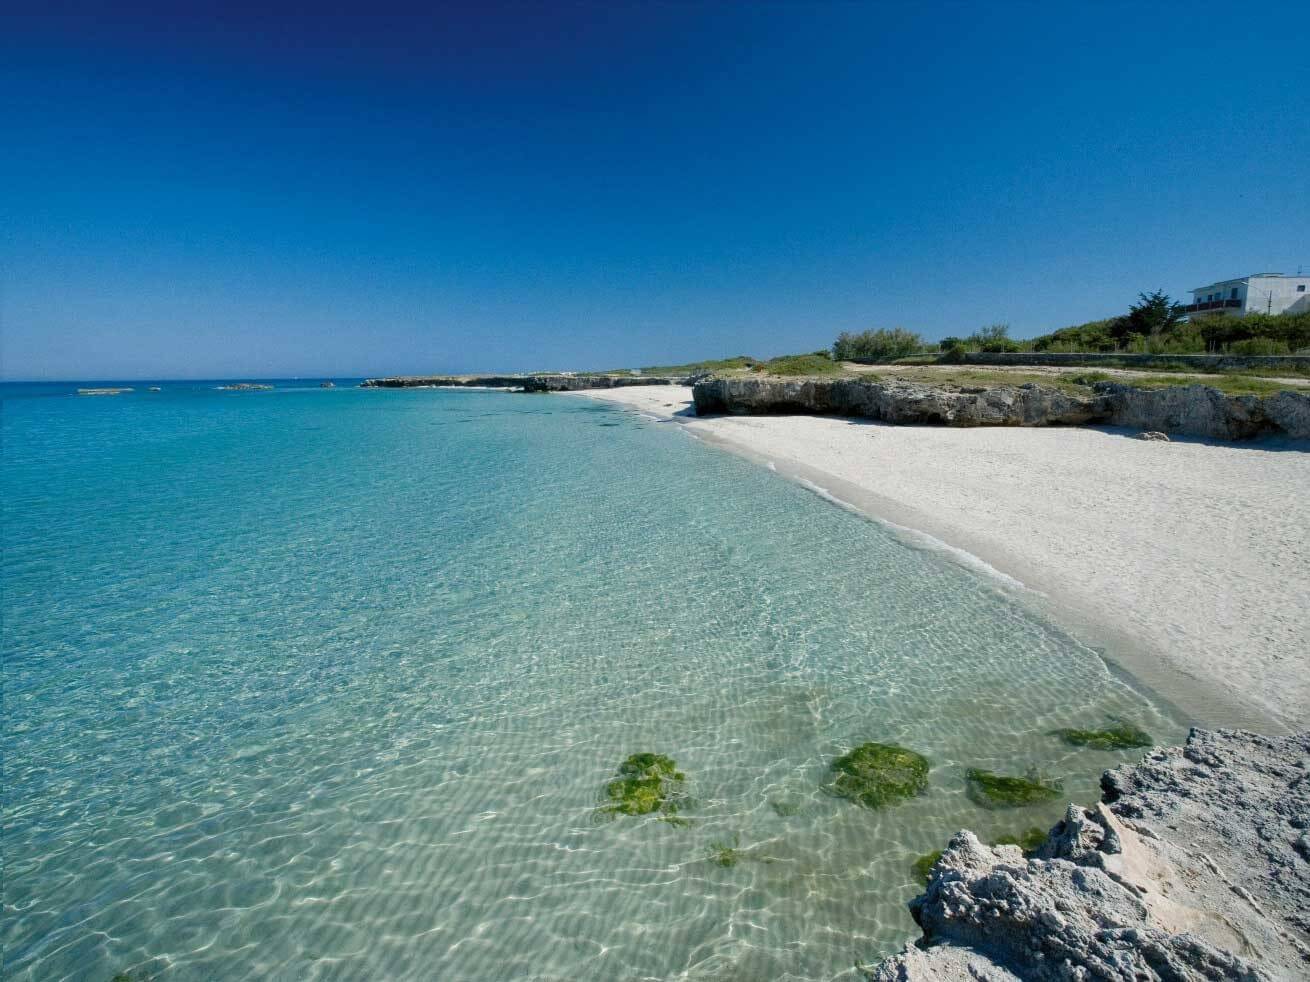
[2,382,1183,981]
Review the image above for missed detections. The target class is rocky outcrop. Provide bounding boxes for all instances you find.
[691,376,1310,440]
[1096,383,1310,441]
[360,374,685,390]
[692,377,1103,427]
[865,729,1310,981]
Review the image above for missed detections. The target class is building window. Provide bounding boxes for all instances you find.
[1299,285,1306,292]
[1231,288,1239,299]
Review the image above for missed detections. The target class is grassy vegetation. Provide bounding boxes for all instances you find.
[1052,722,1153,751]
[965,768,1063,809]
[827,742,931,809]
[858,365,1303,397]
[599,355,759,376]
[754,353,844,376]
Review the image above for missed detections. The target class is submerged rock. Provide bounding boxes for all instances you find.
[964,767,1063,809]
[597,752,690,823]
[827,742,930,809]
[1136,430,1171,441]
[864,728,1310,981]
[1053,720,1153,750]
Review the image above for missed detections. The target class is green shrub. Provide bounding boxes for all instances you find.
[1227,337,1291,356]
[939,342,968,363]
[968,323,1021,353]
[826,742,931,809]
[833,328,925,362]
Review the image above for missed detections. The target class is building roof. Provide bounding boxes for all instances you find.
[1189,272,1308,292]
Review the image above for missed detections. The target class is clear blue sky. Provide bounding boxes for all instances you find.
[3,1,1307,380]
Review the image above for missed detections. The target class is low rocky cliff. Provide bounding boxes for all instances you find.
[866,728,1310,981]
[691,377,1310,440]
[360,374,684,390]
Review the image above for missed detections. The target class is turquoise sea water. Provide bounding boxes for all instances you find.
[2,382,1183,981]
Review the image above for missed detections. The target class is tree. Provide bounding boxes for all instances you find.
[1127,290,1182,338]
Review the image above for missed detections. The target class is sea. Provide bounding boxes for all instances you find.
[1,380,1183,981]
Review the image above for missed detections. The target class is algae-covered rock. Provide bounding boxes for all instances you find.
[911,849,944,883]
[598,752,689,822]
[828,742,930,809]
[1052,721,1153,750]
[993,826,1048,852]
[965,768,1062,809]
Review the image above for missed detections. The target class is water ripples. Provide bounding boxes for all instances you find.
[2,385,1183,980]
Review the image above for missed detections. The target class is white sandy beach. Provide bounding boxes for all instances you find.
[568,385,1310,731]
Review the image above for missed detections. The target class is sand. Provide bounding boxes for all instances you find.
[565,385,1310,731]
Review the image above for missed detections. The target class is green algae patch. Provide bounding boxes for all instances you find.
[598,753,689,823]
[1052,721,1153,751]
[993,826,1048,852]
[708,833,741,868]
[827,742,930,809]
[911,849,944,883]
[965,768,1063,809]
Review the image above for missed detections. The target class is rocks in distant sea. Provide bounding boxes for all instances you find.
[863,728,1310,981]
[216,383,274,391]
[77,387,134,396]
[319,381,335,388]
[359,373,688,390]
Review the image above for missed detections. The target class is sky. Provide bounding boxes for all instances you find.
[3,1,1307,381]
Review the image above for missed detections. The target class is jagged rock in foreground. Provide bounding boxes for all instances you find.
[867,729,1310,981]
[691,377,1310,440]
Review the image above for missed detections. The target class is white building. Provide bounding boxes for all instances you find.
[1181,273,1310,318]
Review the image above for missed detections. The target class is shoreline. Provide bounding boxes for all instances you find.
[563,386,1309,732]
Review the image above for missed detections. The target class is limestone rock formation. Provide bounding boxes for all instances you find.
[864,729,1310,981]
[691,377,1103,427]
[690,376,1310,440]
